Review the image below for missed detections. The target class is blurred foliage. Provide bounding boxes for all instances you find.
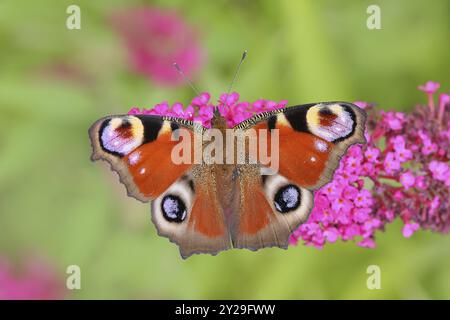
[0,0,449,299]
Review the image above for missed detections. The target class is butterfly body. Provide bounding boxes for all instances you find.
[89,98,366,258]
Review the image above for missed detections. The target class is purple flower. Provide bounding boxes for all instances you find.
[402,222,419,238]
[390,136,413,162]
[354,189,373,207]
[324,228,339,243]
[430,196,440,212]
[418,81,440,94]
[400,171,415,189]
[439,93,450,107]
[364,147,380,163]
[191,92,211,106]
[110,7,204,86]
[382,112,405,130]
[422,139,438,155]
[429,161,450,183]
[384,152,401,173]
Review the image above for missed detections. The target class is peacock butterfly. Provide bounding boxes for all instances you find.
[89,54,366,258]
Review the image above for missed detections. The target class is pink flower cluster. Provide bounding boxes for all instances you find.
[290,144,381,248]
[0,256,64,300]
[128,81,449,249]
[291,81,449,248]
[110,7,203,86]
[128,92,214,126]
[368,82,450,236]
[216,93,287,127]
[128,92,287,128]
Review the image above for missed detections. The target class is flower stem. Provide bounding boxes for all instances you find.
[428,94,435,116]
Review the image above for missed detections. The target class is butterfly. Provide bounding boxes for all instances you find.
[89,97,366,258]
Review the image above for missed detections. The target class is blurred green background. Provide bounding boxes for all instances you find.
[0,0,449,299]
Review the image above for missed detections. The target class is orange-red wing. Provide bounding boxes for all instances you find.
[89,114,196,201]
[236,102,366,190]
[231,165,313,250]
[151,166,231,259]
[123,131,192,198]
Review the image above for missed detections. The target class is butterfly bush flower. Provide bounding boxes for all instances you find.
[129,82,449,248]
[374,82,450,236]
[293,82,449,247]
[290,142,382,249]
[0,256,64,299]
[110,7,204,85]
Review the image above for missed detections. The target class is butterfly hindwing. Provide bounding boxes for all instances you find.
[151,165,231,258]
[231,165,313,250]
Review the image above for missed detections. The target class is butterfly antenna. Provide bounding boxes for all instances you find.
[173,62,201,96]
[227,50,248,95]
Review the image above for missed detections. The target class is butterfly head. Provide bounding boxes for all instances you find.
[211,106,227,129]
